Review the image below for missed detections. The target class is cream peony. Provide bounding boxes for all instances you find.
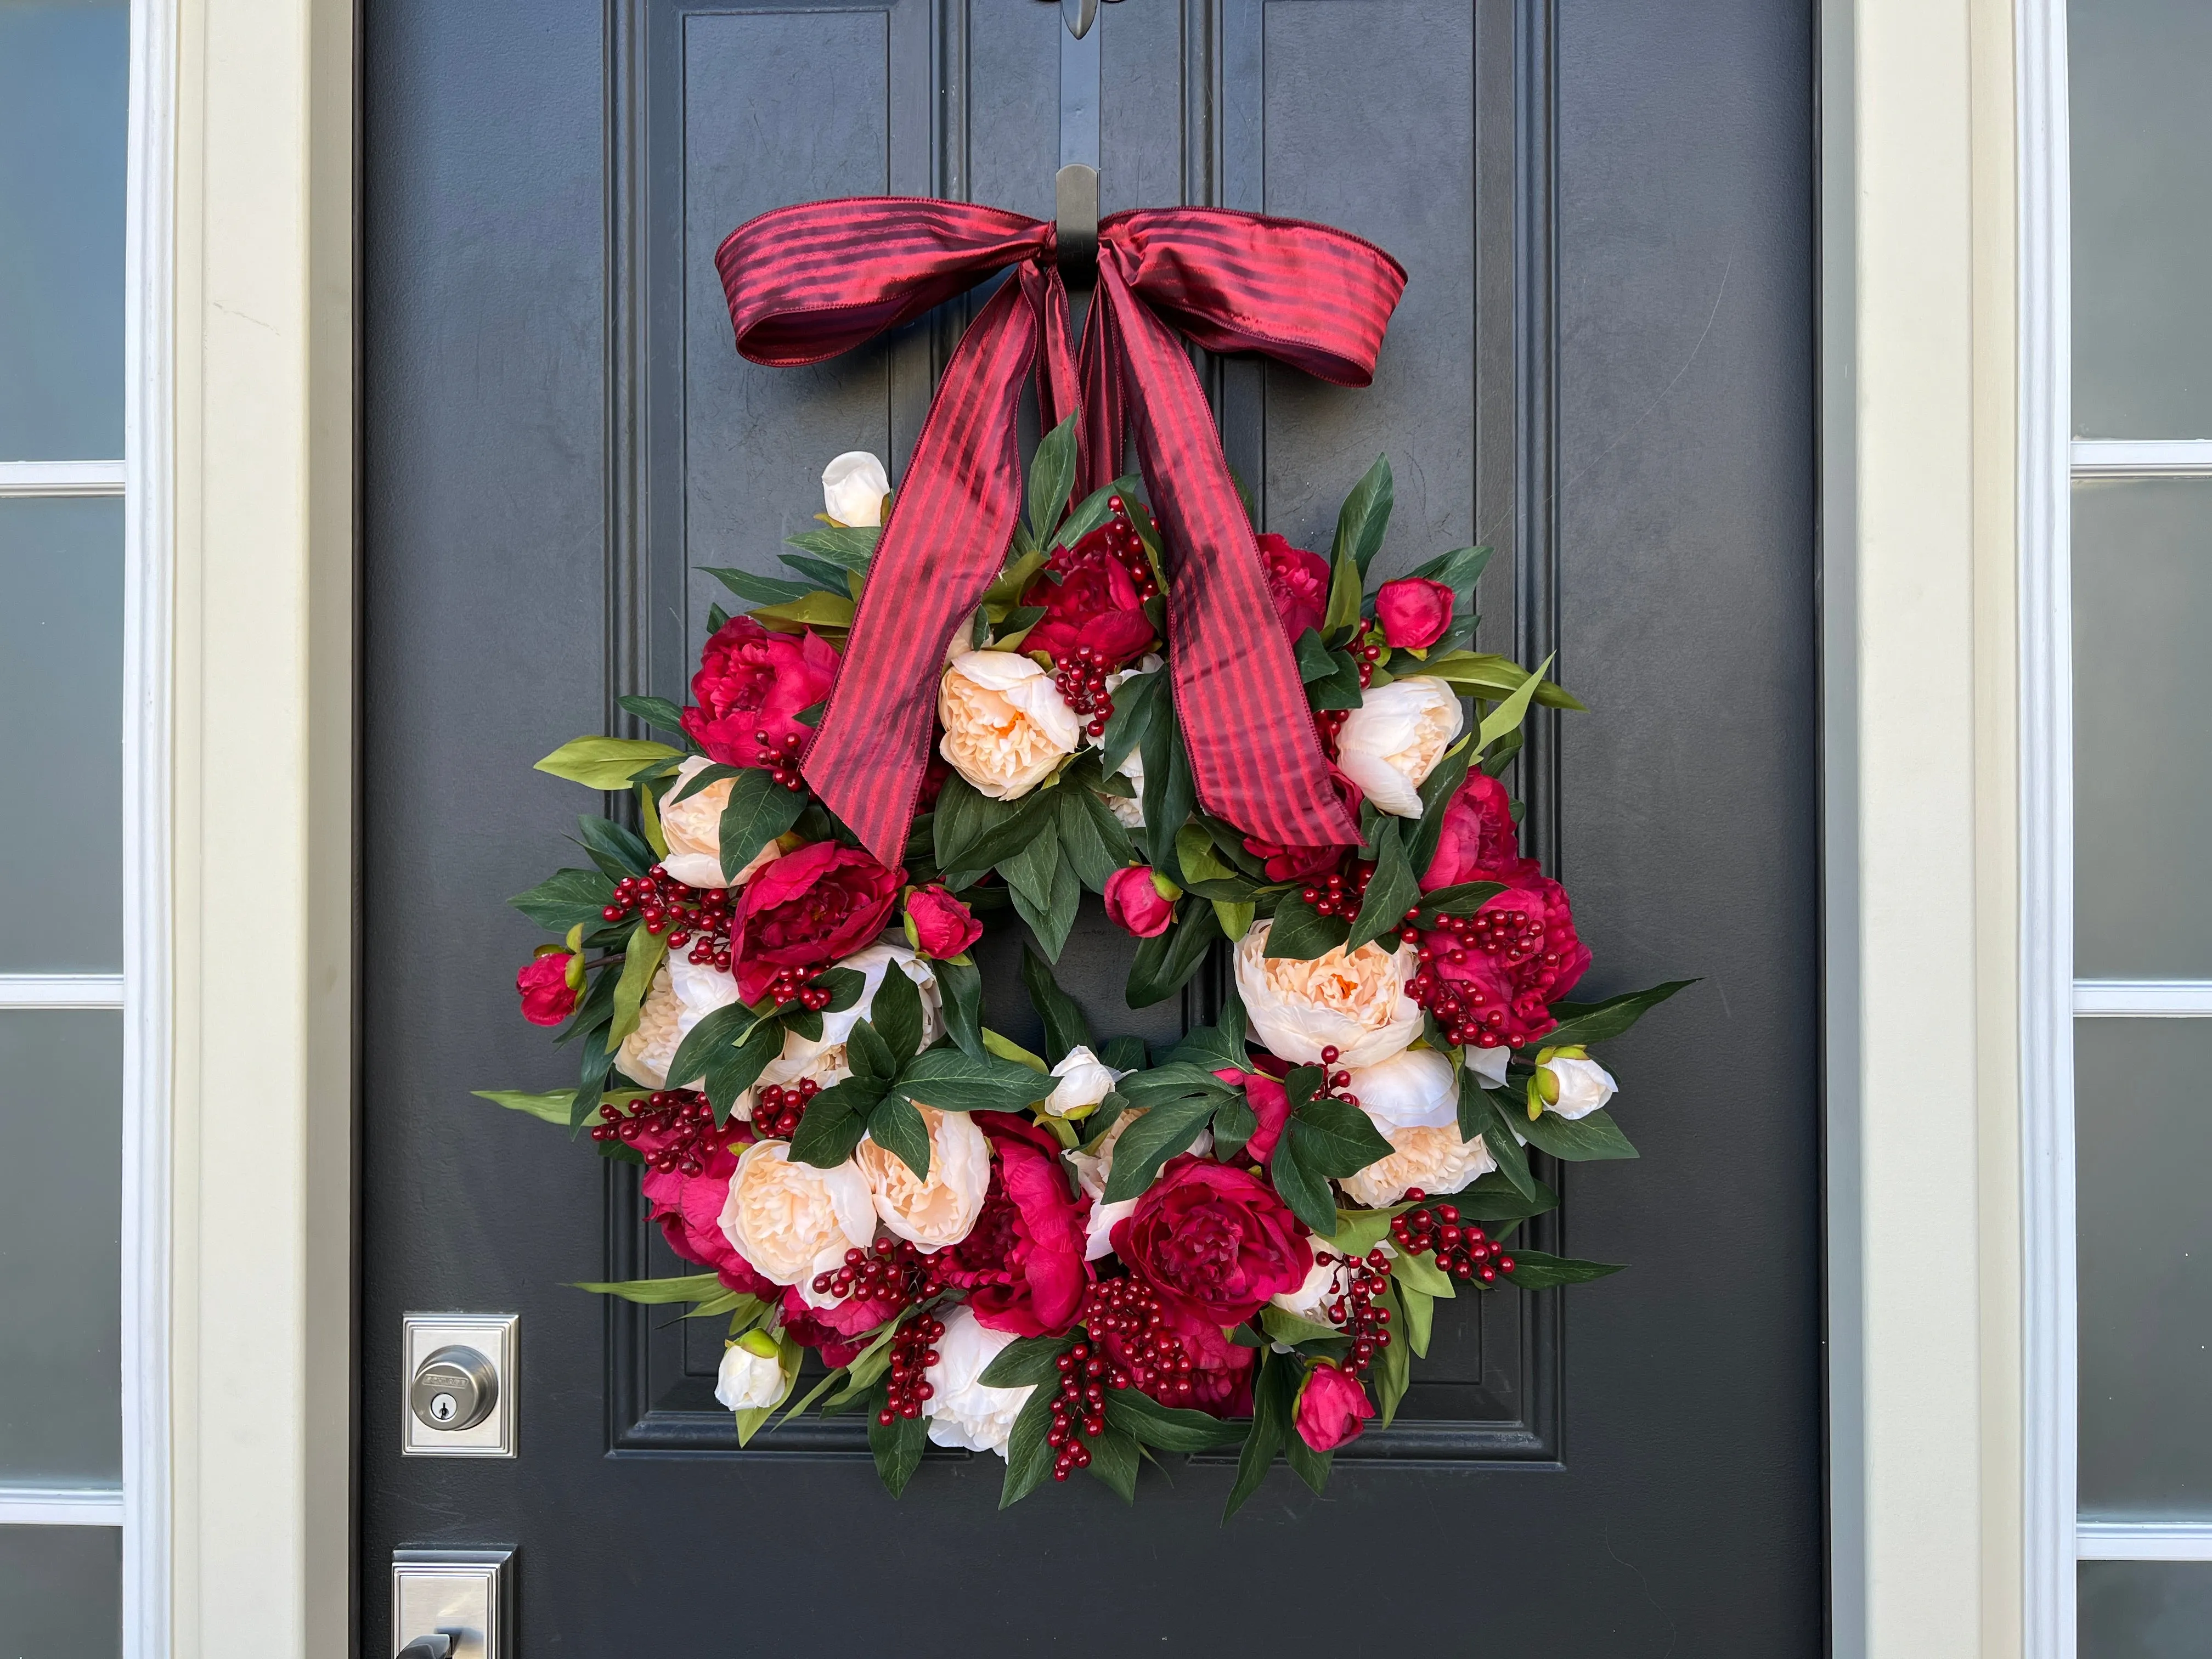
[614,963,682,1088]
[1466,1042,1511,1090]
[854,1104,991,1250]
[1338,1123,1497,1209]
[716,1140,874,1302]
[1042,1045,1123,1119]
[1069,1108,1212,1261]
[659,756,787,889]
[922,1305,1037,1456]
[1537,1053,1618,1120]
[822,450,890,527]
[714,1330,791,1412]
[938,650,1082,800]
[740,945,944,1114]
[1344,1047,1459,1132]
[1233,921,1424,1069]
[1333,677,1465,816]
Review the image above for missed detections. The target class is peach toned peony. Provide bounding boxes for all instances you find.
[855,1104,991,1250]
[716,1140,874,1301]
[1233,921,1424,1069]
[936,650,1082,800]
[657,755,788,889]
[1337,1122,1497,1209]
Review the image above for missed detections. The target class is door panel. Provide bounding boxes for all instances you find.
[363,0,1820,1650]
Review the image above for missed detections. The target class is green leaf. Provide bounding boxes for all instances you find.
[1263,895,1350,962]
[1375,1280,1410,1427]
[1209,1093,1259,1161]
[1027,411,1081,548]
[1100,1096,1215,1203]
[1117,1062,1238,1104]
[1098,663,1165,781]
[1056,785,1126,893]
[1267,1130,1339,1234]
[1452,1170,1561,1221]
[866,1093,933,1183]
[1224,1351,1294,1520]
[846,1015,897,1084]
[1152,724,1198,876]
[749,591,855,630]
[1174,823,1237,887]
[936,955,986,1060]
[1409,879,1505,922]
[866,1386,930,1497]
[789,1078,881,1166]
[716,767,810,878]
[1101,1034,1149,1073]
[1421,648,1583,710]
[963,788,1063,877]
[1405,736,1474,878]
[1293,628,1339,684]
[606,923,667,1051]
[1502,1249,1628,1289]
[1019,946,1093,1064]
[663,1002,751,1095]
[1322,1205,1414,1257]
[1345,817,1421,953]
[1331,453,1395,578]
[572,1272,725,1305]
[1390,1244,1457,1300]
[535,735,682,790]
[573,1024,616,1129]
[1517,1105,1640,1162]
[978,1334,1076,1390]
[1307,647,1366,711]
[981,1029,1049,1072]
[473,1087,578,1126]
[1260,1305,1344,1347]
[1460,1086,1541,1201]
[1056,473,1143,550]
[665,761,740,805]
[893,1047,1060,1113]
[1405,542,1491,599]
[785,524,882,570]
[1103,1386,1249,1452]
[577,814,657,880]
[704,566,816,606]
[1401,1284,1435,1357]
[1086,1425,1142,1503]
[870,960,926,1066]
[1283,1418,1334,1496]
[1475,656,1554,753]
[1286,1093,1391,1179]
[998,815,1062,911]
[509,867,616,931]
[701,1018,782,1125]
[1125,900,1219,1008]
[616,694,689,736]
[1541,979,1696,1048]
[999,1374,1064,1509]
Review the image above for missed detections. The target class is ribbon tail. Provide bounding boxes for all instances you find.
[1091,261,1360,852]
[800,276,1039,868]
[1075,287,1129,498]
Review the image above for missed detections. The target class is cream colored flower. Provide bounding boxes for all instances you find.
[659,756,787,889]
[1069,1108,1212,1261]
[822,450,890,527]
[923,1306,1036,1456]
[1233,921,1423,1069]
[938,650,1082,800]
[1466,1043,1510,1090]
[1344,1046,1459,1132]
[1042,1045,1122,1119]
[1333,677,1465,816]
[1537,1053,1617,1120]
[715,1330,791,1412]
[716,1140,874,1301]
[1338,1123,1497,1208]
[855,1104,990,1250]
[614,963,682,1088]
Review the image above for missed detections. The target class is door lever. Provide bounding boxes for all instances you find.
[396,1640,454,1659]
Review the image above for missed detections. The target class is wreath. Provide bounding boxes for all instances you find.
[479,197,1685,1514]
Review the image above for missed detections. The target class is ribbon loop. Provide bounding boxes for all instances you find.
[714,196,1406,870]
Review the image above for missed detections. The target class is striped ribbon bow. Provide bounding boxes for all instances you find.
[715,197,1407,871]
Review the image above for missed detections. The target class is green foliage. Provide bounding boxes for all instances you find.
[1125,900,1218,1008]
[1517,1105,1640,1162]
[867,1386,930,1498]
[715,766,810,878]
[1541,979,1695,1048]
[1331,453,1395,579]
[508,868,614,932]
[535,736,682,790]
[1502,1250,1627,1289]
[1224,1350,1295,1519]
[1020,946,1093,1064]
[1264,893,1351,962]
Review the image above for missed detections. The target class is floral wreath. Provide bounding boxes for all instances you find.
[484,429,1684,1512]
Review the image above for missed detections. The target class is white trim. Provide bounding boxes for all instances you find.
[2076,1521,2212,1562]
[0,1486,128,1527]
[2073,980,2212,1017]
[0,460,128,498]
[2069,439,2212,477]
[2019,1,2077,1656]
[121,0,174,1651]
[0,974,128,1008]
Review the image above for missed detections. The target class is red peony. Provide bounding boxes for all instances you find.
[939,1115,1090,1338]
[1412,862,1591,1048]
[905,884,982,958]
[1111,1154,1310,1326]
[1104,866,1176,938]
[1294,1358,1375,1451]
[1021,518,1158,668]
[637,1133,777,1301]
[1420,770,1520,890]
[1214,1068,1291,1162]
[779,1285,902,1369]
[680,615,840,770]
[730,840,901,1002]
[515,951,578,1026]
[1374,577,1455,649]
[1101,1291,1257,1418]
[1258,532,1331,643]
[1243,768,1362,883]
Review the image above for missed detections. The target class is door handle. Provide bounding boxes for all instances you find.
[396,1639,454,1659]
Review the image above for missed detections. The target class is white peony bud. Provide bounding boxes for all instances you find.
[715,1329,792,1412]
[938,651,1083,801]
[922,1306,1037,1457]
[1042,1045,1122,1118]
[1332,676,1465,817]
[821,451,890,527]
[1537,1052,1617,1120]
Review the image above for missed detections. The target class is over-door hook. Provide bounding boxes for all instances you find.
[1045,0,1123,41]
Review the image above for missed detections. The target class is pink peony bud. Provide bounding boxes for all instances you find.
[1293,1358,1376,1452]
[1104,866,1177,939]
[1373,577,1455,650]
[904,883,983,958]
[516,950,579,1026]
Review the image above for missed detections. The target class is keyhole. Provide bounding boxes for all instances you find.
[431,1392,458,1423]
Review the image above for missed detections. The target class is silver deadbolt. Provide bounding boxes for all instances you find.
[410,1344,498,1432]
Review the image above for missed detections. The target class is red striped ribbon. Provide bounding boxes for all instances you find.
[715,198,1406,871]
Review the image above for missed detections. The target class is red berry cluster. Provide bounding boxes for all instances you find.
[810,1237,947,1310]
[1311,1245,1395,1375]
[1051,641,1118,740]
[1079,1278,1193,1402]
[757,965,834,1011]
[1047,1340,1111,1481]
[1310,630,1388,743]
[1351,631,1384,690]
[1310,1043,1364,1111]
[1390,1200,1516,1284]
[877,1313,946,1425]
[603,867,737,970]
[590,1088,722,1177]
[1406,907,1561,1046]
[1299,866,1375,922]
[750,1077,819,1138]
[754,728,810,792]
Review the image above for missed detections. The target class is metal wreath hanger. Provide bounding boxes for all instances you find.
[1043,0,1122,40]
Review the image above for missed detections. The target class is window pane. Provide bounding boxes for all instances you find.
[2078,1019,2212,1519]
[0,1526,119,1659]
[2073,480,2212,978]
[0,498,122,973]
[0,1011,120,1485]
[0,0,127,461]
[2080,1561,2212,1659]
[2072,1,2212,438]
